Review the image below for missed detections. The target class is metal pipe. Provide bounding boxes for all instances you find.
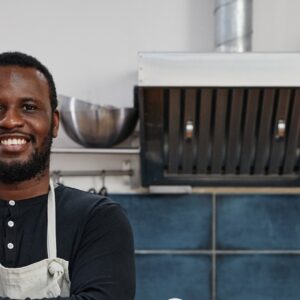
[51,169,133,178]
[51,148,140,155]
[215,0,253,52]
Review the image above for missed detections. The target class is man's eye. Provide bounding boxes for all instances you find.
[23,104,37,111]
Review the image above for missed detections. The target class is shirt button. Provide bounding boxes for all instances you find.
[8,221,14,227]
[7,243,14,250]
[8,200,15,206]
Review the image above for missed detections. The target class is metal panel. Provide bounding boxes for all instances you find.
[197,89,213,173]
[140,88,164,186]
[167,89,181,174]
[254,89,275,174]
[139,86,300,187]
[225,89,244,174]
[268,89,291,174]
[283,89,300,174]
[138,53,300,87]
[182,89,197,174]
[239,89,260,174]
[211,89,228,174]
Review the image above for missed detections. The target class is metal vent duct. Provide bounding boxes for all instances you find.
[137,53,300,187]
[215,0,253,52]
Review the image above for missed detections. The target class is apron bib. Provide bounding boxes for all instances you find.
[0,181,70,299]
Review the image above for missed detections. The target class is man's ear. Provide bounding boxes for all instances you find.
[52,110,60,138]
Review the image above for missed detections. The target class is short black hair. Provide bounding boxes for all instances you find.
[0,52,57,112]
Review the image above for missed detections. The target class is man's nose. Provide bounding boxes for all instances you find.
[0,108,24,129]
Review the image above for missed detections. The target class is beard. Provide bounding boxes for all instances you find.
[0,130,53,184]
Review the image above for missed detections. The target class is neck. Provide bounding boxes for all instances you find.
[0,171,50,201]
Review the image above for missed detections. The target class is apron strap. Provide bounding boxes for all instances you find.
[47,179,57,259]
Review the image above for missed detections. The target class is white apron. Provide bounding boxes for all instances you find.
[0,181,70,299]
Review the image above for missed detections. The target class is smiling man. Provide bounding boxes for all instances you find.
[0,52,135,300]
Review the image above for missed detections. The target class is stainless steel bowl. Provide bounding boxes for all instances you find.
[58,95,138,148]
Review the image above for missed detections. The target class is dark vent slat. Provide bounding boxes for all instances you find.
[197,89,213,173]
[225,89,244,174]
[283,89,300,174]
[141,88,164,185]
[168,89,181,173]
[268,89,291,174]
[163,90,169,167]
[240,89,260,174]
[182,89,197,174]
[254,89,275,174]
[211,89,228,174]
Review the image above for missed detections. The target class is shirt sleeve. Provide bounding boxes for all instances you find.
[0,202,136,300]
[68,202,136,300]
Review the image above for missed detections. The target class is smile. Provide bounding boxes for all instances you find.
[0,135,31,153]
[1,138,27,145]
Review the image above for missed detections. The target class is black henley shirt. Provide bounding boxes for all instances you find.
[0,184,135,300]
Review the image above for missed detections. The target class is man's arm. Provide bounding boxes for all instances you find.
[69,203,136,299]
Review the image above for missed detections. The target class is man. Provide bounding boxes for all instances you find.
[0,52,135,299]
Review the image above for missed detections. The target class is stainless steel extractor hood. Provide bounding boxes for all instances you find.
[137,52,300,187]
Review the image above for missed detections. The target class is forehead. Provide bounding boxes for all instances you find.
[0,66,49,99]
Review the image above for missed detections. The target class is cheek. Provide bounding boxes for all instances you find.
[29,119,52,140]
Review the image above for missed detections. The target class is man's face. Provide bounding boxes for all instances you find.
[0,66,59,184]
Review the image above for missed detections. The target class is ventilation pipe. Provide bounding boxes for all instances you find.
[215,0,253,52]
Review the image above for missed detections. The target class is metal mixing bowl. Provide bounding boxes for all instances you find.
[58,95,138,148]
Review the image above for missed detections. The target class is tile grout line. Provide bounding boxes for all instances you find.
[212,192,216,300]
[135,250,300,255]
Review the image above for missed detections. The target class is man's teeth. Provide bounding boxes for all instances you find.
[1,138,27,145]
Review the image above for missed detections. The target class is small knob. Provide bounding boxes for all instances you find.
[276,119,286,139]
[185,121,194,141]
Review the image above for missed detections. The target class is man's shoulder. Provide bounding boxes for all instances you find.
[54,185,131,235]
[54,184,119,213]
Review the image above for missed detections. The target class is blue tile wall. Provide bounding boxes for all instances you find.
[110,193,300,300]
[112,194,212,249]
[217,255,300,300]
[136,254,211,300]
[216,194,300,250]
